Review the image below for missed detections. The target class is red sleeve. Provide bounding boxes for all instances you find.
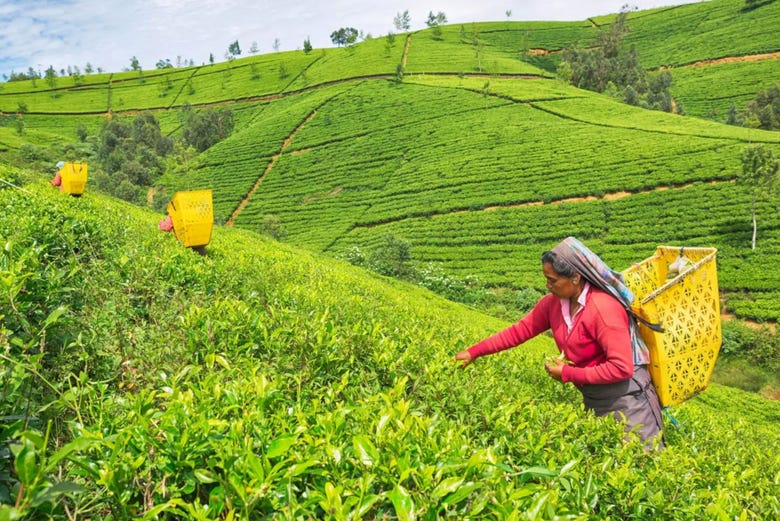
[467,295,555,359]
[158,215,174,232]
[560,294,634,386]
[51,171,62,186]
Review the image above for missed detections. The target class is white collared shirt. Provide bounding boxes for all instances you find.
[560,282,590,333]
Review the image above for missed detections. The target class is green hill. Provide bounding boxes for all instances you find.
[1,171,779,518]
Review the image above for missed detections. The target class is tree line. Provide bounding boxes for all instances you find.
[91,106,234,207]
[728,84,780,131]
[556,8,677,114]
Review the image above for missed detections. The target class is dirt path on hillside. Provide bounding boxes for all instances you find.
[356,178,732,229]
[478,178,730,210]
[659,51,780,70]
[225,110,317,226]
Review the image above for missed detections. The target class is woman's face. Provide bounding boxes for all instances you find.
[543,262,581,300]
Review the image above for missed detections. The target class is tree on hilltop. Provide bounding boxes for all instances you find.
[44,66,57,89]
[394,10,411,32]
[426,11,447,40]
[426,11,447,27]
[303,37,313,54]
[738,145,780,250]
[330,27,359,47]
[227,40,241,60]
[384,32,396,55]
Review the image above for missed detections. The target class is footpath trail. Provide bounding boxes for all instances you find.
[356,179,734,229]
[658,51,780,70]
[225,110,317,226]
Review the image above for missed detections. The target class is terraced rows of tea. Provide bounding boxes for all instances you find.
[620,0,780,68]
[202,74,780,320]
[668,59,780,120]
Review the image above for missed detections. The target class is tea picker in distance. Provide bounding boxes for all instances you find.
[158,189,214,256]
[455,236,664,449]
[49,161,65,189]
[50,161,88,196]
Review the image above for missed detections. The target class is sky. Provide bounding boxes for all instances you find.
[0,0,704,80]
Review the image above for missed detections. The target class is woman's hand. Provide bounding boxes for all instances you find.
[455,349,473,368]
[544,357,566,381]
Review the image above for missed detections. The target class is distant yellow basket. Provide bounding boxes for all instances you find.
[60,162,88,195]
[167,190,213,248]
[623,246,721,407]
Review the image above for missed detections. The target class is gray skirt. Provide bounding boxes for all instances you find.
[579,366,664,448]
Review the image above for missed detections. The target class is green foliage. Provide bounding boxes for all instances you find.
[180,106,235,152]
[95,111,173,203]
[0,174,778,519]
[394,10,411,32]
[711,321,780,396]
[0,164,24,188]
[257,214,286,240]
[739,144,779,189]
[738,144,779,249]
[559,9,675,114]
[367,234,413,278]
[228,40,242,59]
[720,319,780,370]
[330,27,359,47]
[670,60,780,122]
[743,83,780,130]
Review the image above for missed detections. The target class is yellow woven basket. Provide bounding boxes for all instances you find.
[167,190,214,248]
[60,162,88,195]
[622,246,721,407]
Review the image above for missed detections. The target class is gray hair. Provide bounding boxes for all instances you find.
[541,250,577,278]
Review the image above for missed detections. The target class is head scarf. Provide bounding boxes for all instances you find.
[551,236,659,366]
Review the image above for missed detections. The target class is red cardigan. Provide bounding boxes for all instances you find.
[467,288,634,386]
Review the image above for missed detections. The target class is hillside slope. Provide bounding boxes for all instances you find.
[1,169,780,518]
[176,74,780,321]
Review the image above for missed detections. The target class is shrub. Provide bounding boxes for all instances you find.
[720,320,780,369]
[258,214,286,240]
[368,234,413,278]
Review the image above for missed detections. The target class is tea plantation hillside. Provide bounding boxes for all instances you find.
[172,74,780,323]
[2,170,779,519]
[1,0,777,117]
[1,0,779,324]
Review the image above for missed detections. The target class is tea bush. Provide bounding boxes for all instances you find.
[1,173,778,519]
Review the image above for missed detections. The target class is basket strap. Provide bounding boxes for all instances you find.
[627,305,664,333]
